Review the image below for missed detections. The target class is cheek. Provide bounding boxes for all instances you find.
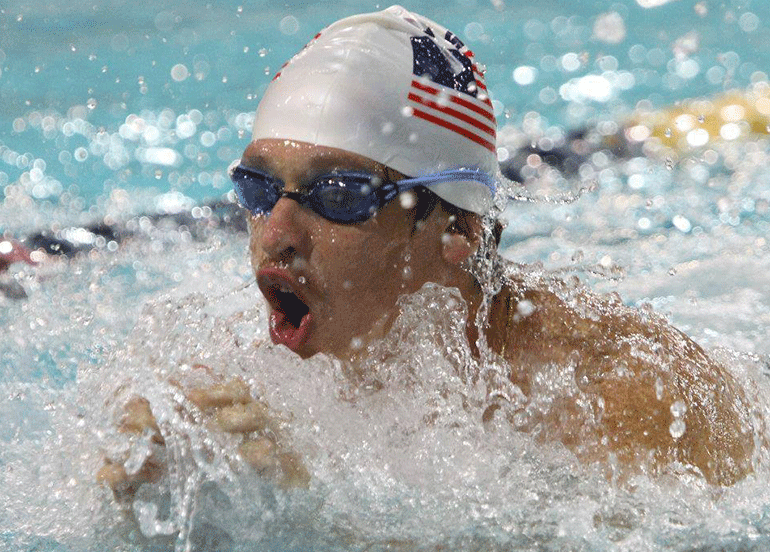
[315,231,398,294]
[248,217,267,270]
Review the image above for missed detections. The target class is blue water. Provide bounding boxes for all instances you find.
[3,0,770,208]
[3,0,770,550]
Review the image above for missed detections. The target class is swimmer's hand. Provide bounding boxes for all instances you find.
[97,377,309,499]
[186,378,310,488]
[96,397,165,500]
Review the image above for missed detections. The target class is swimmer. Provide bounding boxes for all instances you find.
[0,238,38,299]
[101,5,755,496]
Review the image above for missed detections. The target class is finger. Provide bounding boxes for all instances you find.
[238,437,279,475]
[96,461,130,490]
[97,456,164,500]
[187,378,251,411]
[119,397,163,444]
[278,451,311,488]
[215,401,279,434]
[237,439,310,488]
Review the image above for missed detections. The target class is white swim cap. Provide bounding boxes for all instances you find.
[251,5,498,215]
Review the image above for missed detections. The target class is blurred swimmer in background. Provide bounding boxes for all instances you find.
[100,5,756,496]
[0,238,38,299]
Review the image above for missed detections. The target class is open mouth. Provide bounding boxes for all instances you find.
[257,268,313,353]
[273,286,309,327]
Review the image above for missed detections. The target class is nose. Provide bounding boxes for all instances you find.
[257,196,313,262]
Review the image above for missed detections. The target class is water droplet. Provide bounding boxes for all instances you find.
[350,337,363,350]
[670,399,687,418]
[402,266,413,279]
[698,114,705,123]
[655,377,664,400]
[298,276,306,284]
[279,15,299,35]
[170,63,189,82]
[516,300,535,317]
[399,191,416,209]
[669,418,686,439]
[571,249,584,263]
[73,147,88,162]
[664,127,672,137]
[86,98,97,110]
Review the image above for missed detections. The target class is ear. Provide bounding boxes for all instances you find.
[441,214,482,266]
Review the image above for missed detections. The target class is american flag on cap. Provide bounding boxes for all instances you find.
[407,27,497,153]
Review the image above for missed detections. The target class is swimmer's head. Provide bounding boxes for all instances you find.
[251,5,498,215]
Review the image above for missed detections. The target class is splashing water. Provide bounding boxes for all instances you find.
[4,219,770,551]
[4,0,770,550]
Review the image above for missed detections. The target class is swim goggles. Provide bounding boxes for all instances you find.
[230,164,496,224]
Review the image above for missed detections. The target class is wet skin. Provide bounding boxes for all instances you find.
[242,138,480,360]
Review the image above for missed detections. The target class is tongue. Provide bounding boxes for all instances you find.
[269,309,312,352]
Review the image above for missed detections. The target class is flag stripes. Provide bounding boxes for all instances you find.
[407,79,496,152]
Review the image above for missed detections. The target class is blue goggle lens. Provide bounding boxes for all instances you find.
[231,165,394,224]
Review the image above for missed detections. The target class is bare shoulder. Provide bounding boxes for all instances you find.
[499,272,755,485]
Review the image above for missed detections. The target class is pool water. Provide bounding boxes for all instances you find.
[3,0,770,550]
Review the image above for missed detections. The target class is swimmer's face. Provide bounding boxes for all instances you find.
[242,139,461,359]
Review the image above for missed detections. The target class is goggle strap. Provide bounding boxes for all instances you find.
[397,168,497,196]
